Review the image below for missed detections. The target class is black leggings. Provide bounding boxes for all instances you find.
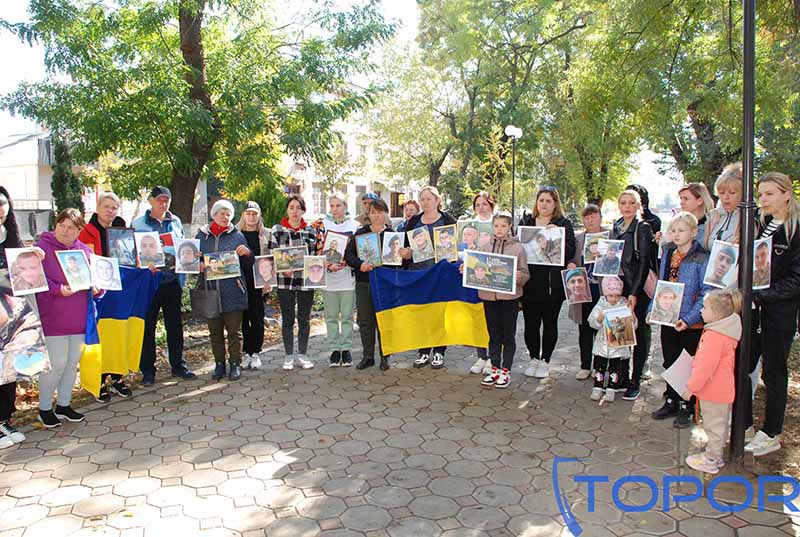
[522,300,563,362]
[484,300,519,370]
[0,382,16,422]
[277,289,314,355]
[242,286,265,355]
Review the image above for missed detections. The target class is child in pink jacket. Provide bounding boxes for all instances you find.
[682,289,742,474]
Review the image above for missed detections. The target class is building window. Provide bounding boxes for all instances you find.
[312,182,325,216]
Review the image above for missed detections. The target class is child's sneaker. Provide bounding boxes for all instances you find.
[481,368,499,387]
[495,369,511,389]
[685,453,721,474]
[590,387,604,401]
[283,355,294,370]
[470,358,487,374]
[603,388,615,403]
[242,353,253,370]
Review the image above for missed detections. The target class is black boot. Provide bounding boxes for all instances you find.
[228,361,241,381]
[212,362,226,381]
[673,403,691,429]
[652,399,679,420]
[379,357,389,371]
[356,357,375,370]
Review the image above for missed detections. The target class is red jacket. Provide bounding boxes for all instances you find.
[77,214,126,256]
[686,313,741,404]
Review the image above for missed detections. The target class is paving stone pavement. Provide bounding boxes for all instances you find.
[1,312,799,537]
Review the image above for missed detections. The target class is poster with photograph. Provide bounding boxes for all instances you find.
[134,231,166,268]
[517,226,565,266]
[753,237,772,290]
[55,250,92,291]
[159,232,176,270]
[303,256,327,289]
[0,286,51,380]
[703,240,738,289]
[175,239,202,274]
[6,248,48,296]
[462,250,518,295]
[322,231,349,265]
[604,305,637,348]
[457,221,493,252]
[273,246,307,273]
[91,254,122,291]
[647,281,685,327]
[356,232,382,267]
[381,232,404,266]
[204,251,240,281]
[583,231,610,264]
[107,227,137,268]
[561,268,593,305]
[434,224,458,263]
[593,239,624,277]
[407,227,435,263]
[253,255,277,289]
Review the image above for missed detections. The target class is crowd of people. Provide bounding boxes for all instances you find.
[0,163,798,473]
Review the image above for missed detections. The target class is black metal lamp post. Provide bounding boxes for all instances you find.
[731,0,757,465]
[504,125,523,222]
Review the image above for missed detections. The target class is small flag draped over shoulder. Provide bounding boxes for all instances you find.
[370,261,489,355]
[81,268,159,396]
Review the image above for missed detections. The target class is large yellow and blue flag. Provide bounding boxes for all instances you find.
[81,268,159,396]
[370,261,489,355]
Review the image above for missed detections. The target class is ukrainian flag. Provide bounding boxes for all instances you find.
[370,261,489,355]
[81,268,159,396]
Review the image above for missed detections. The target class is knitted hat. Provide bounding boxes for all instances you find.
[211,199,235,218]
[601,276,624,296]
[564,268,585,283]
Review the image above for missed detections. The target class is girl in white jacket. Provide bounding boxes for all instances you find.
[588,276,637,403]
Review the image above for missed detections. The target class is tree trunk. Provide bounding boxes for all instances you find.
[172,0,218,225]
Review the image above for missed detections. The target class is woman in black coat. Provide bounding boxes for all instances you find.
[519,186,576,380]
[611,189,655,401]
[744,172,800,457]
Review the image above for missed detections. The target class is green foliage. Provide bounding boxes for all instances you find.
[50,136,85,215]
[2,0,395,222]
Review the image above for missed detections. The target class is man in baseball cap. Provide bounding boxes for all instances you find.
[132,184,196,384]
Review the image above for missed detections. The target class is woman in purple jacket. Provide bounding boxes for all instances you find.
[35,208,97,428]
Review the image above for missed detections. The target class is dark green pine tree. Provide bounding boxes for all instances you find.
[50,136,84,215]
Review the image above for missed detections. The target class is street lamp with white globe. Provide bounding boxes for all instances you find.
[504,125,523,225]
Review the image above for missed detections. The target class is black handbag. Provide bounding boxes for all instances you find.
[190,275,221,319]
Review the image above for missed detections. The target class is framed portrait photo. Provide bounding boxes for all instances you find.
[561,267,593,305]
[56,250,92,291]
[433,224,458,263]
[253,255,277,289]
[407,227,434,264]
[753,237,772,290]
[604,305,637,348]
[647,281,685,327]
[134,231,166,268]
[704,240,738,289]
[583,231,610,264]
[381,232,404,266]
[90,254,122,291]
[107,227,137,268]
[174,239,202,274]
[356,232,382,267]
[462,249,517,295]
[204,251,241,281]
[303,255,327,289]
[518,226,565,266]
[6,248,48,296]
[322,231,349,266]
[273,246,307,273]
[593,239,624,277]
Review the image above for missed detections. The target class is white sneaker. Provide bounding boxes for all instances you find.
[0,435,12,449]
[297,355,314,370]
[603,388,615,403]
[250,355,262,370]
[482,362,493,375]
[495,369,511,389]
[524,361,540,377]
[685,453,720,474]
[481,369,499,387]
[590,387,603,401]
[283,355,294,370]
[0,422,25,444]
[242,353,252,370]
[744,430,781,457]
[470,358,487,374]
[430,353,445,369]
[534,362,549,379]
[576,369,591,380]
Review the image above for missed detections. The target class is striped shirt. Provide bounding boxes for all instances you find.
[759,219,783,240]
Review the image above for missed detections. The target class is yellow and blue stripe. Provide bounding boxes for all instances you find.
[370,261,489,355]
